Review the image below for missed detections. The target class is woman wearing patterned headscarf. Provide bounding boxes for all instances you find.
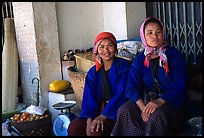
[111,17,187,136]
[68,32,131,136]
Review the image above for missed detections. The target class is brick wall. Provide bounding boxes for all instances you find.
[13,2,40,106]
[12,2,62,108]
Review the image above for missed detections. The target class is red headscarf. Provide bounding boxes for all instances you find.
[93,32,117,71]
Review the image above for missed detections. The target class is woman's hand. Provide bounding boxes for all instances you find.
[141,110,149,122]
[143,98,166,116]
[143,101,158,116]
[90,115,107,133]
[141,100,160,122]
[136,99,150,122]
[86,118,93,136]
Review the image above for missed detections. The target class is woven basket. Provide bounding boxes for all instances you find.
[9,111,51,136]
[68,70,87,108]
[74,52,95,73]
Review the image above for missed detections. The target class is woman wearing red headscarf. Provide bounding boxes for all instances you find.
[68,32,131,136]
[111,17,187,136]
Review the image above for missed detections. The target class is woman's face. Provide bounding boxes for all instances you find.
[97,38,116,62]
[144,22,163,48]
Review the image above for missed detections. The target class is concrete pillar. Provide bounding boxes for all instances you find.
[12,2,62,108]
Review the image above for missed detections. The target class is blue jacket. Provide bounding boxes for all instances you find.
[79,57,131,121]
[126,46,187,110]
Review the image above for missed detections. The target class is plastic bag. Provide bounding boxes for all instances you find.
[2,119,11,136]
[117,41,144,60]
[187,116,202,136]
[25,105,47,115]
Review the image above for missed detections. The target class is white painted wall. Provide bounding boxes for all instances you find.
[126,2,146,39]
[103,2,127,40]
[56,2,104,55]
[56,2,146,58]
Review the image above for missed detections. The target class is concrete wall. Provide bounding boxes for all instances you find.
[126,2,146,39]
[32,2,62,107]
[56,2,146,57]
[12,2,40,106]
[56,2,104,56]
[13,2,62,108]
[103,2,128,40]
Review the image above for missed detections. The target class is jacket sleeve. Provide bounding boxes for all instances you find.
[160,48,187,110]
[79,67,101,118]
[125,55,144,103]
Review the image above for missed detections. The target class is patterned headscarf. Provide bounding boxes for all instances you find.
[93,32,117,71]
[140,16,169,74]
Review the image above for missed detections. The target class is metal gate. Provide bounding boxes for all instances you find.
[152,2,202,64]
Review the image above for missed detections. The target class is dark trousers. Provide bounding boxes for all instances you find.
[68,117,115,136]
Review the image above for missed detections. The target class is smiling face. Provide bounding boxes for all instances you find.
[97,38,116,63]
[144,22,163,48]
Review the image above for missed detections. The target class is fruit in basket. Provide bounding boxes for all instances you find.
[9,112,51,136]
[10,112,49,122]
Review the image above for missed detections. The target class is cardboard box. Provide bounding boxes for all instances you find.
[74,52,95,72]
